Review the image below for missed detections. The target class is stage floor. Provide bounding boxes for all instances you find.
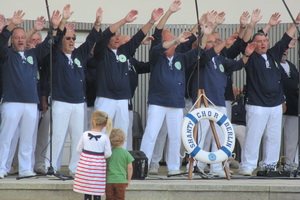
[1,166,300,200]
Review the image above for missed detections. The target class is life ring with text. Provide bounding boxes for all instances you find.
[181,107,235,164]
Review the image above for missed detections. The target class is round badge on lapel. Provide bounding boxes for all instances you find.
[219,64,224,72]
[119,54,127,63]
[74,58,82,67]
[27,56,34,65]
[174,61,182,70]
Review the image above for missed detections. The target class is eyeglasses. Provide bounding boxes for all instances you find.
[206,40,217,44]
[65,37,76,41]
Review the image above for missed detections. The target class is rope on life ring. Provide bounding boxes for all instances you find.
[181,107,235,164]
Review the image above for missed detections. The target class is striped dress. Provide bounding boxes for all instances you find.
[73,131,112,195]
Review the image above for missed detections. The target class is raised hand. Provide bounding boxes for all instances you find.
[124,10,138,23]
[51,10,61,28]
[268,12,281,27]
[199,13,207,26]
[11,10,25,26]
[250,9,262,24]
[206,10,217,27]
[240,11,250,27]
[288,38,297,49]
[202,24,213,35]
[177,31,192,43]
[215,12,226,26]
[245,42,257,55]
[95,7,103,24]
[225,33,238,47]
[151,8,164,22]
[141,36,154,45]
[34,16,46,31]
[0,14,5,31]
[169,0,181,13]
[62,4,74,20]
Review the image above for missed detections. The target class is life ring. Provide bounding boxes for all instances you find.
[181,107,235,164]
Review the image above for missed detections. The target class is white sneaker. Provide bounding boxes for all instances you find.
[0,172,7,179]
[148,165,159,175]
[210,170,227,178]
[238,169,253,176]
[243,169,253,176]
[34,164,46,174]
[19,171,36,177]
[167,170,183,176]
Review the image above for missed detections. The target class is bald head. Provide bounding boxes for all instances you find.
[119,35,131,45]
[162,29,173,42]
[163,34,175,42]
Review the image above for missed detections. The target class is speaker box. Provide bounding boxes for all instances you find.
[129,151,148,180]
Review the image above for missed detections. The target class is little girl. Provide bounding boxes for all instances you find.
[73,110,112,200]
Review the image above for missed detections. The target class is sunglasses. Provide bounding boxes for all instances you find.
[65,37,76,41]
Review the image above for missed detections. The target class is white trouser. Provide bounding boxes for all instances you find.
[0,102,38,175]
[184,98,193,116]
[196,105,227,173]
[2,105,19,173]
[84,103,94,131]
[151,98,192,168]
[240,104,282,171]
[94,97,129,149]
[46,101,84,173]
[282,115,298,166]
[7,112,39,173]
[225,100,232,121]
[83,103,88,131]
[5,128,20,173]
[140,105,183,171]
[31,111,40,169]
[127,110,134,151]
[150,120,168,167]
[35,110,50,169]
[232,124,246,150]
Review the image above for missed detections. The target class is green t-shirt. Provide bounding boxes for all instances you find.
[106,148,134,183]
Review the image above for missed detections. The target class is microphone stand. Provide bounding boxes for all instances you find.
[186,0,211,180]
[194,0,202,53]
[44,0,72,180]
[170,0,207,179]
[44,0,55,177]
[282,0,300,177]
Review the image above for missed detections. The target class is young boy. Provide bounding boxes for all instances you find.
[106,129,134,200]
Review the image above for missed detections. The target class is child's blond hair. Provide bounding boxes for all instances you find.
[109,128,125,148]
[91,110,113,135]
